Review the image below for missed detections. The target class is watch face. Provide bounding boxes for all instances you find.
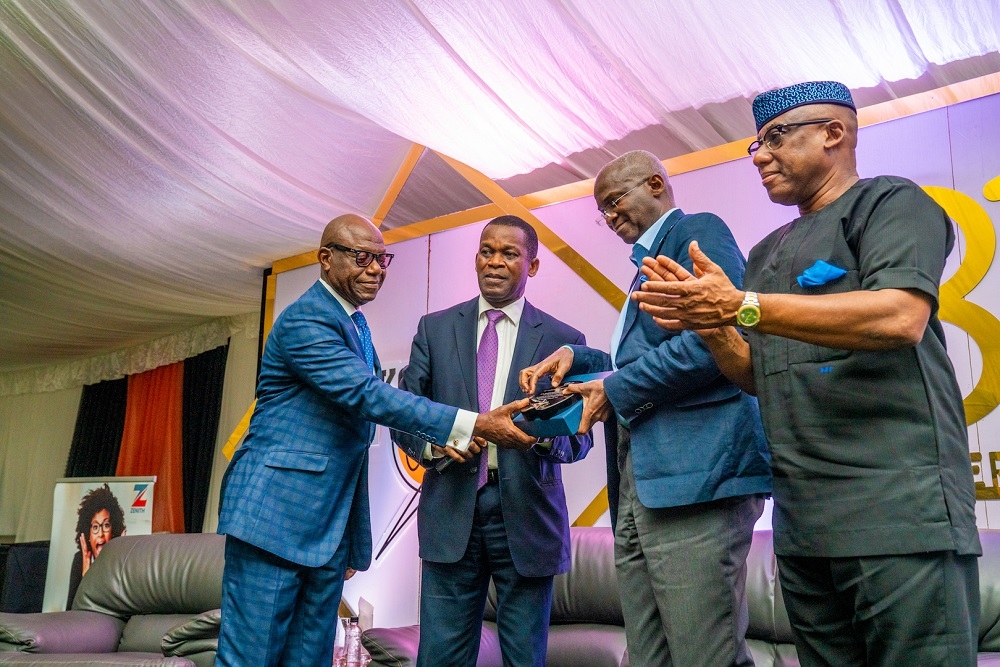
[737,306,761,327]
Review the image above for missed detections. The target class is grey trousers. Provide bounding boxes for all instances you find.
[615,451,763,667]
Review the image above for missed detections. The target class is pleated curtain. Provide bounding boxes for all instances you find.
[64,343,229,533]
[115,362,186,534]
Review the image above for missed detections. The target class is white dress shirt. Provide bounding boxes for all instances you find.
[476,295,525,468]
[609,208,676,369]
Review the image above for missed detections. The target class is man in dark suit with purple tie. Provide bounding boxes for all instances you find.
[394,216,592,667]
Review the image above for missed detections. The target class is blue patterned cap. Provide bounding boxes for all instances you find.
[752,81,856,131]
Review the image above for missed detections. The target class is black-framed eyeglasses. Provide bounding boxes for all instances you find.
[324,243,394,269]
[90,520,112,535]
[747,119,833,155]
[596,177,650,224]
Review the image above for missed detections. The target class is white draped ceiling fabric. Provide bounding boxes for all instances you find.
[2,0,1000,382]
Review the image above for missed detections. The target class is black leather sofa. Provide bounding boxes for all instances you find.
[364,526,1000,667]
[0,533,223,666]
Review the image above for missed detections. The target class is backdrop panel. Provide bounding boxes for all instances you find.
[269,93,1000,625]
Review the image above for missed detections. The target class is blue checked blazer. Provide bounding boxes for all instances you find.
[218,280,460,569]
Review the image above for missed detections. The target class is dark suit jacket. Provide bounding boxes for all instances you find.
[571,209,772,511]
[394,298,592,578]
[218,281,460,569]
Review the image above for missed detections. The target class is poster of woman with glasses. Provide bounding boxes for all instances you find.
[65,484,127,609]
[42,477,154,612]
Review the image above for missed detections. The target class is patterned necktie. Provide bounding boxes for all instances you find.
[629,243,648,291]
[350,311,376,374]
[477,309,505,488]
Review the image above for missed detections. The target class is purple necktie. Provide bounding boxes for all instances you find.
[477,309,504,488]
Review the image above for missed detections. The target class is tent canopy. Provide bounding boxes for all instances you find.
[2,0,999,374]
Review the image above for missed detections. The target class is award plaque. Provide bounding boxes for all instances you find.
[513,371,611,437]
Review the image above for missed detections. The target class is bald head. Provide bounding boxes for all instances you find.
[594,150,675,244]
[320,214,379,249]
[318,213,387,307]
[597,150,671,192]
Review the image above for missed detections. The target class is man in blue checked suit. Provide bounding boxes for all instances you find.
[393,216,592,667]
[217,214,538,667]
[521,151,772,667]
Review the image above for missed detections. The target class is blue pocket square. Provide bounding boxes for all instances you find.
[797,260,847,287]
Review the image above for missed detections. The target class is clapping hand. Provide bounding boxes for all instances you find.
[633,240,742,331]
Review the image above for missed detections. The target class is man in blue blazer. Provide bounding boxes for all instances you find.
[393,216,592,667]
[521,151,772,667]
[217,214,537,667]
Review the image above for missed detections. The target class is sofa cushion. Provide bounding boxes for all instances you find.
[118,614,196,654]
[747,639,800,667]
[161,609,220,658]
[362,623,502,667]
[980,530,1000,652]
[74,534,225,620]
[0,610,124,654]
[0,652,195,666]
[544,624,627,667]
[551,528,623,625]
[176,650,215,667]
[362,624,419,667]
[485,527,623,626]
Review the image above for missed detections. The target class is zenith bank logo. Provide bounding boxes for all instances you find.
[130,484,149,514]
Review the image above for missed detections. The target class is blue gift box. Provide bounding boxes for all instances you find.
[513,372,611,438]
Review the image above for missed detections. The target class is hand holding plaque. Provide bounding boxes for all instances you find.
[513,372,611,437]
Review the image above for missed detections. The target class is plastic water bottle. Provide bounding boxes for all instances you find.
[345,616,363,667]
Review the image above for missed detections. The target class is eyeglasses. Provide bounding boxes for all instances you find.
[596,178,649,224]
[747,119,833,156]
[90,520,112,535]
[324,243,394,269]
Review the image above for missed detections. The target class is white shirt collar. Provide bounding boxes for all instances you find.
[318,278,357,317]
[477,295,525,326]
[633,207,678,257]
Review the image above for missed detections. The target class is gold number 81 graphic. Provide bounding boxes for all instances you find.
[925,179,1000,425]
[928,176,1000,500]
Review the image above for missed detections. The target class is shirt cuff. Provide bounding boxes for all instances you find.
[445,409,477,453]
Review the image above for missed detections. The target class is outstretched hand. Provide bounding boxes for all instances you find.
[519,346,574,395]
[632,240,743,330]
[474,398,537,451]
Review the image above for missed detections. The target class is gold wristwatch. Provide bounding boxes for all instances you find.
[736,291,761,328]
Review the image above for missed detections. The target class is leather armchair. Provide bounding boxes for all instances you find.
[0,533,224,666]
